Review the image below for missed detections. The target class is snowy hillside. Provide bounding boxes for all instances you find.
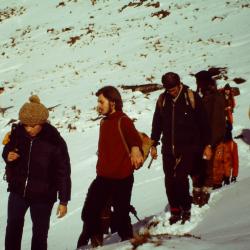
[0,0,250,249]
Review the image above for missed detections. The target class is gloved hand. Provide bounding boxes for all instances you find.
[231,176,237,183]
[223,176,230,185]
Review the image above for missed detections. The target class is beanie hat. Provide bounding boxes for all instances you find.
[195,70,216,91]
[161,72,181,89]
[194,70,212,81]
[19,95,49,125]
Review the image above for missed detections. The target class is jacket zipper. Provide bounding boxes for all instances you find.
[171,102,175,156]
[23,139,34,197]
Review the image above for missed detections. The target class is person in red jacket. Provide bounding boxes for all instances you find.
[77,86,143,248]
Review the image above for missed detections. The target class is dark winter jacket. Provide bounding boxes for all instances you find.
[2,123,71,203]
[96,111,142,179]
[202,91,226,146]
[151,85,210,156]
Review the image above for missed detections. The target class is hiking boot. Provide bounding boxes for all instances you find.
[223,176,230,185]
[77,224,90,248]
[169,214,181,225]
[91,234,103,248]
[199,191,210,207]
[169,207,182,225]
[192,188,201,205]
[181,210,191,224]
[120,230,133,242]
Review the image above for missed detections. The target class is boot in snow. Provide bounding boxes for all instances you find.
[192,188,201,205]
[199,191,210,207]
[169,208,181,225]
[91,234,103,248]
[181,210,191,224]
[77,223,90,248]
[169,214,181,225]
[223,176,230,185]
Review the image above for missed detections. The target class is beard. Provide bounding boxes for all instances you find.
[98,102,114,116]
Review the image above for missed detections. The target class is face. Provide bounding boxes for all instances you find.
[24,124,43,137]
[97,94,115,116]
[225,89,230,95]
[166,84,181,98]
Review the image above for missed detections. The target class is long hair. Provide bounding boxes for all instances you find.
[95,86,123,111]
[195,70,217,95]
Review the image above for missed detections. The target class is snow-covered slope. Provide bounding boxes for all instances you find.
[0,0,249,249]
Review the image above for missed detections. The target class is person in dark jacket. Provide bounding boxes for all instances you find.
[191,70,226,205]
[150,72,211,225]
[77,86,143,248]
[2,95,71,250]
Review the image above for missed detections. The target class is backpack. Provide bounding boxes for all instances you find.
[118,116,154,166]
[2,123,18,182]
[157,88,195,110]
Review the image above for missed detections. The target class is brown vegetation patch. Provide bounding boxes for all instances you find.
[130,229,201,250]
[67,36,81,46]
[211,16,224,21]
[242,4,250,8]
[56,2,65,8]
[233,77,246,84]
[120,84,163,94]
[145,2,160,8]
[151,10,170,19]
[62,27,73,32]
[0,6,26,23]
[119,0,147,12]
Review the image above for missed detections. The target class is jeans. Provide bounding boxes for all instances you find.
[5,192,54,250]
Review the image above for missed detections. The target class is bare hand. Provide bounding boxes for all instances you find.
[150,146,158,160]
[56,204,67,218]
[130,147,144,170]
[203,145,212,160]
[7,151,20,162]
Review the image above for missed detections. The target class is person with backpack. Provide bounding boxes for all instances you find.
[212,138,239,188]
[220,83,236,126]
[150,72,211,225]
[2,95,71,250]
[77,86,144,248]
[191,70,226,205]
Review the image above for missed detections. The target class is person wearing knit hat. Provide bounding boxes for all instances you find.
[2,95,71,250]
[19,95,49,125]
[191,71,226,207]
[194,70,216,96]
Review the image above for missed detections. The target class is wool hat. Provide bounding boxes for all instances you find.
[161,72,181,89]
[19,95,49,125]
[195,70,216,92]
[194,70,212,81]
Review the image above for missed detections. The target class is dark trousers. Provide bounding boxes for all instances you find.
[5,192,54,250]
[163,153,193,211]
[191,152,214,188]
[78,175,134,247]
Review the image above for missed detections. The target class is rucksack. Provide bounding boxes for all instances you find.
[118,116,154,166]
[157,88,195,110]
[2,123,18,182]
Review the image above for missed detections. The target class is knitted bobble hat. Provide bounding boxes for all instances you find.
[19,95,49,125]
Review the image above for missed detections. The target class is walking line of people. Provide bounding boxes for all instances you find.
[1,70,239,249]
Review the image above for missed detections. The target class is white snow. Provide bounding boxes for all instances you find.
[0,0,250,249]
